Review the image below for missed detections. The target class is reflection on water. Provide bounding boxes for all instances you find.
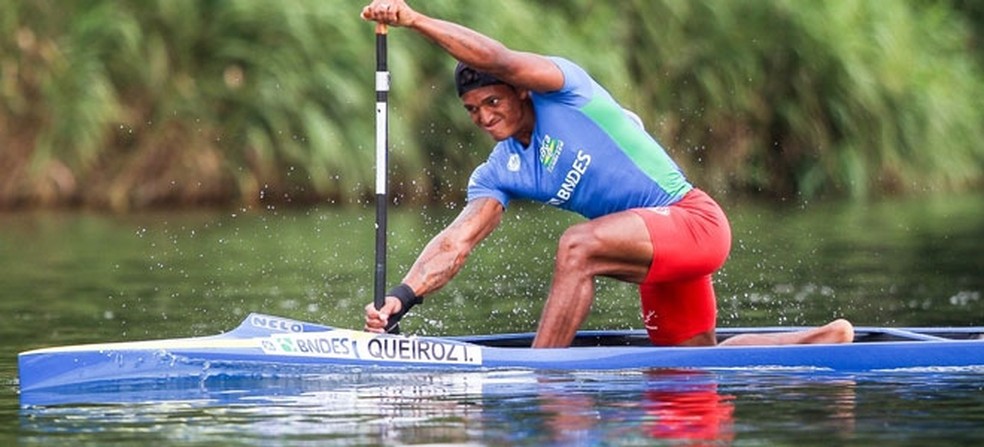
[17,369,743,445]
[641,370,736,444]
[532,370,737,446]
[19,370,494,445]
[3,193,984,445]
[16,367,984,446]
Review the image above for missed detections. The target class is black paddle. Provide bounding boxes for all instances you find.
[373,23,401,334]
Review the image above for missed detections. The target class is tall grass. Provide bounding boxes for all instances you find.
[622,0,984,199]
[1,0,981,210]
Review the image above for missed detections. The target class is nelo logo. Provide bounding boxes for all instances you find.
[251,315,304,333]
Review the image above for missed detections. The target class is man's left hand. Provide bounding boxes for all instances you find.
[360,0,417,28]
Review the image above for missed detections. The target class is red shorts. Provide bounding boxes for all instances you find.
[629,189,731,346]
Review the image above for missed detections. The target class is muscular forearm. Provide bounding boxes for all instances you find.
[401,230,472,297]
[401,198,504,298]
[363,1,508,74]
[362,0,562,92]
[408,15,511,76]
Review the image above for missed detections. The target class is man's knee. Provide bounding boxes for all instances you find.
[555,224,600,269]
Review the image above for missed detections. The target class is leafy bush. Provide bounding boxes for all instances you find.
[1,0,980,209]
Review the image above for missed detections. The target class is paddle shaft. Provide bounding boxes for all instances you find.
[373,23,389,314]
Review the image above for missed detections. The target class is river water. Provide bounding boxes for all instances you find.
[2,193,982,446]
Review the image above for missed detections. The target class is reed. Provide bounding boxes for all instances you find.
[1,0,980,210]
[621,0,984,199]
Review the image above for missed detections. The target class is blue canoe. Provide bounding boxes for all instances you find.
[18,312,984,403]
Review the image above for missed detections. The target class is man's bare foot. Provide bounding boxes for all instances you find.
[801,318,855,344]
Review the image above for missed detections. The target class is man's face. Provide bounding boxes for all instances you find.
[460,84,530,142]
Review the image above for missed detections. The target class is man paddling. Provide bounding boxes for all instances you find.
[360,1,854,347]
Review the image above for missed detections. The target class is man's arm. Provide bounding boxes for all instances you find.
[361,0,564,93]
[365,197,504,332]
[403,197,504,295]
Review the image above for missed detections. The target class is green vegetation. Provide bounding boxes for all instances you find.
[2,0,981,210]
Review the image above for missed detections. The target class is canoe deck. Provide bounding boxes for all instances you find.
[454,327,984,348]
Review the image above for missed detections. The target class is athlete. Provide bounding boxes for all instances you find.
[360,0,854,347]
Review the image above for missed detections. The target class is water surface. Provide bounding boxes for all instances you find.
[2,193,982,445]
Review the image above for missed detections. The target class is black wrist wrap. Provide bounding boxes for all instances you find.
[385,283,423,332]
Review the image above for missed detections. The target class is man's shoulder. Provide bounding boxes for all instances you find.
[535,57,595,106]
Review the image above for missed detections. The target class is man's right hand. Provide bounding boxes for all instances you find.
[364,296,403,333]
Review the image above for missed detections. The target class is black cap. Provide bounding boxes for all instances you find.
[454,62,505,97]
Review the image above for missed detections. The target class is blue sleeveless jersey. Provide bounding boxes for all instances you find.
[466,57,692,219]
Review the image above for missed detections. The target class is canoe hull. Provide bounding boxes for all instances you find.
[18,313,984,405]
